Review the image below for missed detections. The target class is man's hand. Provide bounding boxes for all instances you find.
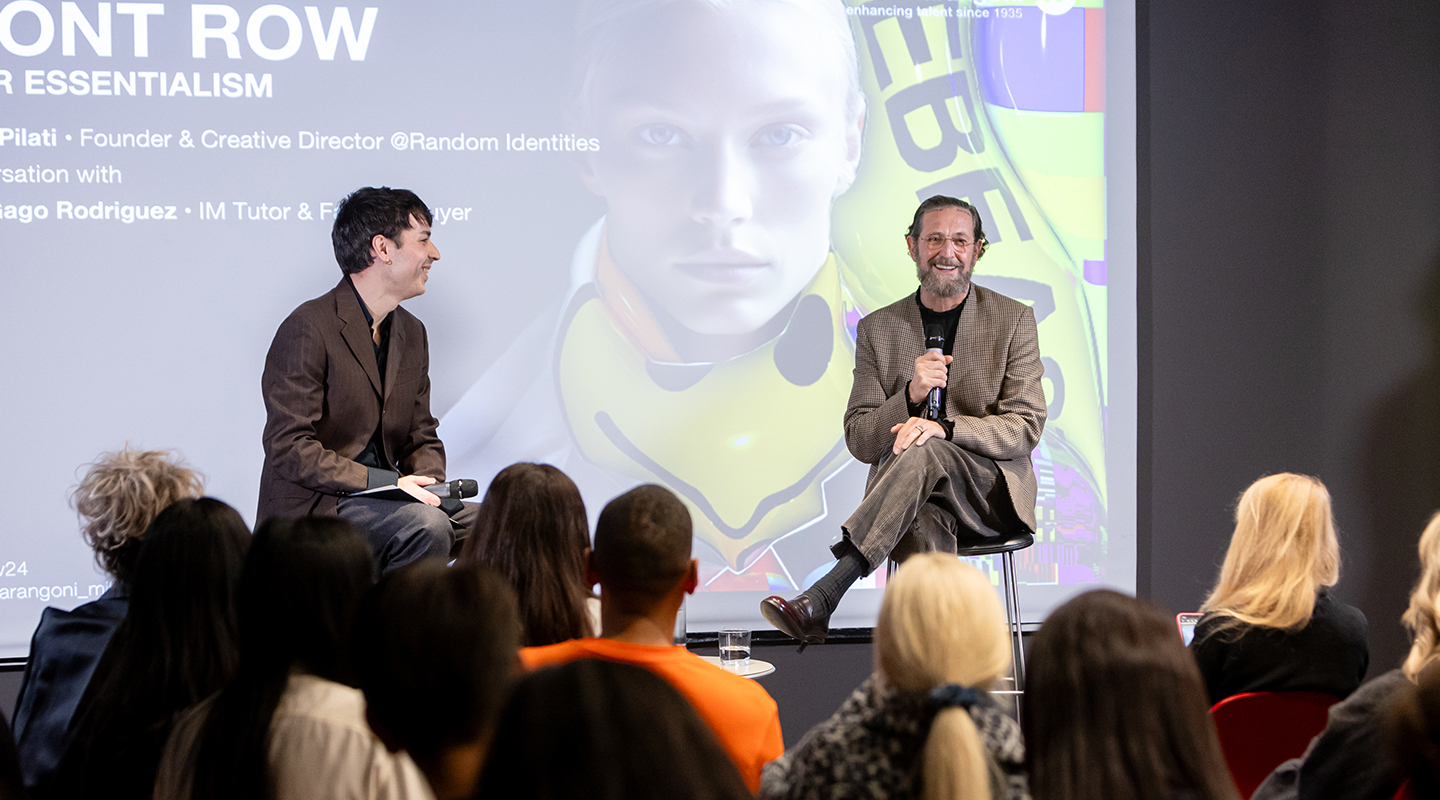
[907,351,953,405]
[397,474,442,507]
[891,417,945,454]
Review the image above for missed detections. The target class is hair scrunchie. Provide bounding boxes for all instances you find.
[926,684,985,711]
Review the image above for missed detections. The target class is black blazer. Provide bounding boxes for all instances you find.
[257,280,446,522]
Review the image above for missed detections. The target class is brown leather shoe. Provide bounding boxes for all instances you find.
[760,594,831,653]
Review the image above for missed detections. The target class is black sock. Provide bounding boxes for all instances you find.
[803,544,868,617]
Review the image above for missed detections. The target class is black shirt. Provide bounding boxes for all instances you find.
[346,276,394,472]
[1189,590,1370,706]
[907,288,967,430]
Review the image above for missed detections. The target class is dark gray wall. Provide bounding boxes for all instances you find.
[1143,0,1440,676]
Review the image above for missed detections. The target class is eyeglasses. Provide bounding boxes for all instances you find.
[921,235,978,251]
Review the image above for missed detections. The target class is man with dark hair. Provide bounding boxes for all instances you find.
[761,194,1047,649]
[258,186,474,572]
[353,561,521,800]
[519,484,783,793]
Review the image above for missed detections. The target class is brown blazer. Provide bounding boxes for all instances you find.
[257,279,446,522]
[843,284,1046,531]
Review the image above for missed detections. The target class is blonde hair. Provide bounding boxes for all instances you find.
[1403,511,1440,681]
[876,554,1009,800]
[1200,473,1339,631]
[72,446,204,583]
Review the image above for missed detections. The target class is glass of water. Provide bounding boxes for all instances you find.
[719,628,751,668]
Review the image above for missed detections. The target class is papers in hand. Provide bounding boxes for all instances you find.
[348,484,430,503]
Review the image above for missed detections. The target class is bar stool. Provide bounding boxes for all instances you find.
[956,531,1034,695]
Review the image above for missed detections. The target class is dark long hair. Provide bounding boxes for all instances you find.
[476,659,751,800]
[352,561,522,762]
[55,497,250,800]
[459,463,593,645]
[1023,590,1239,800]
[190,516,373,800]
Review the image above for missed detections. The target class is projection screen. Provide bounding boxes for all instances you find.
[0,0,1136,656]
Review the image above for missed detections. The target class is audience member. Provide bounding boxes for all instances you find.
[1253,510,1440,800]
[13,447,202,792]
[519,484,783,791]
[1025,590,1239,800]
[0,714,29,800]
[476,658,752,800]
[46,498,249,800]
[353,561,522,800]
[458,463,599,644]
[153,517,428,800]
[1388,662,1440,799]
[762,554,1027,800]
[1191,473,1368,705]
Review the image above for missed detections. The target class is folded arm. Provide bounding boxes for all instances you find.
[843,318,916,465]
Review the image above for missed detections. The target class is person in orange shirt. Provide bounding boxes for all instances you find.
[520,484,783,791]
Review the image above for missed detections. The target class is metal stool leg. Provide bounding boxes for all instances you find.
[1001,551,1025,707]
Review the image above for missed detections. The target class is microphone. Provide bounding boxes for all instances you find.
[424,479,479,500]
[924,323,946,422]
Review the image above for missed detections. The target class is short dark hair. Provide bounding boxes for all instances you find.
[477,659,751,800]
[353,561,522,761]
[331,187,433,275]
[593,485,691,604]
[905,195,988,258]
[1024,590,1239,800]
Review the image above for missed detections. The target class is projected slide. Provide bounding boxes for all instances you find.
[0,0,1133,655]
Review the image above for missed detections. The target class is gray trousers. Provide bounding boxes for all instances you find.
[335,496,478,574]
[836,439,1024,574]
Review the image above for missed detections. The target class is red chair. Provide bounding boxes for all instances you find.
[1210,691,1340,799]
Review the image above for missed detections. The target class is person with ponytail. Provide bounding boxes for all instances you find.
[1254,510,1440,800]
[1191,473,1368,705]
[761,553,1026,800]
[152,516,429,800]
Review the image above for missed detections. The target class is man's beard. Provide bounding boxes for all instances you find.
[917,256,971,299]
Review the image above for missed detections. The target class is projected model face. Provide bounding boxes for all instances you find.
[578,1,862,342]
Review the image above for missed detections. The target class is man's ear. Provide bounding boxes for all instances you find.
[365,704,404,754]
[906,236,920,264]
[682,558,699,595]
[370,233,393,266]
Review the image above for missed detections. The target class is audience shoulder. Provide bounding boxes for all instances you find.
[685,651,780,716]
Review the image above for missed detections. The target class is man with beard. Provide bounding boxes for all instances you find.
[761,196,1047,649]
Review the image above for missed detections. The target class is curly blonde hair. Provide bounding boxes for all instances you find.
[1404,511,1440,681]
[72,447,204,584]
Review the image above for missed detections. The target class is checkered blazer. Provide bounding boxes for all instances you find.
[843,284,1046,531]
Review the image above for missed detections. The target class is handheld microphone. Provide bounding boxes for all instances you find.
[923,323,946,422]
[424,479,479,500]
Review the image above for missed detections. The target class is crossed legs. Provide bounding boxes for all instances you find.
[762,439,1022,648]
